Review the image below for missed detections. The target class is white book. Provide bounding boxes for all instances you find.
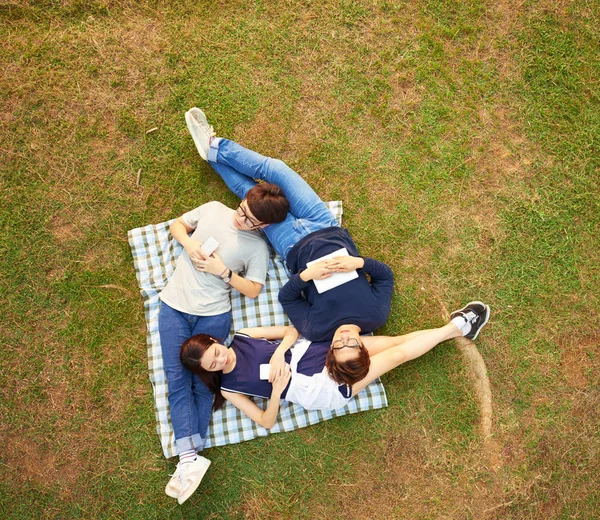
[306,247,359,294]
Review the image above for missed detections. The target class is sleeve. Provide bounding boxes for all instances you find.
[242,242,269,285]
[181,204,207,229]
[278,274,312,338]
[362,257,394,306]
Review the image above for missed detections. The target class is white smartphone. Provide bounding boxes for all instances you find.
[200,236,219,257]
[259,364,271,380]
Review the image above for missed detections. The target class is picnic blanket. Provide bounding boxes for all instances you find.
[128,201,388,459]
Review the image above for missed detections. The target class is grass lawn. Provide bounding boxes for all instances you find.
[1,1,598,518]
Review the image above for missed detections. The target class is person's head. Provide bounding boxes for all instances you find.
[325,324,370,386]
[180,334,230,410]
[242,182,289,227]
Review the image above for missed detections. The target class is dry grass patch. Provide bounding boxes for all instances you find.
[561,333,598,389]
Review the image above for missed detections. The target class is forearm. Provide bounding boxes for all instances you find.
[228,272,263,298]
[239,326,291,340]
[363,258,394,306]
[362,257,393,282]
[272,327,299,356]
[259,394,283,429]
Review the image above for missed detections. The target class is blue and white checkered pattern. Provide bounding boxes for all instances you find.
[128,201,388,458]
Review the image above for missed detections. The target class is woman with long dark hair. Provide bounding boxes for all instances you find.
[180,302,490,429]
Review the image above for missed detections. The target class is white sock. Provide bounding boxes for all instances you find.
[451,315,471,336]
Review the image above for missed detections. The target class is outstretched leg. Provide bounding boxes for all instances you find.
[210,138,334,224]
[185,108,338,260]
[352,302,491,396]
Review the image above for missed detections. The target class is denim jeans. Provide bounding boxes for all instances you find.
[158,301,231,455]
[208,138,339,260]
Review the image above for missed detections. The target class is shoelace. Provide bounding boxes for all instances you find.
[463,311,477,323]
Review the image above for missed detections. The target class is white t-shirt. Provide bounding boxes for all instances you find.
[159,201,269,316]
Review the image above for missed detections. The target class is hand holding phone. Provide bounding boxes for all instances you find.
[200,236,219,257]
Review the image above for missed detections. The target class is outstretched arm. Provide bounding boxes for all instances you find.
[221,367,291,429]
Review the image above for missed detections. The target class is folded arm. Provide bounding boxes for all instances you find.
[171,217,264,299]
[278,275,312,337]
[238,326,299,382]
[221,367,291,429]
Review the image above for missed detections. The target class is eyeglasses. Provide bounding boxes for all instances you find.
[331,338,361,350]
[236,202,262,229]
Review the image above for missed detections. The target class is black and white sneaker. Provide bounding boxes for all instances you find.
[450,301,490,340]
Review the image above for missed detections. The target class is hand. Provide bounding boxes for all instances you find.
[300,260,333,282]
[268,353,288,383]
[185,239,207,265]
[194,252,226,276]
[325,256,364,273]
[271,364,291,396]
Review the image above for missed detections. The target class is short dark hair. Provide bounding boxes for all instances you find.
[180,334,226,411]
[245,182,289,224]
[325,343,371,386]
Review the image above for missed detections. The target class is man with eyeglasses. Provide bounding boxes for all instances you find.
[157,171,289,503]
[186,107,394,345]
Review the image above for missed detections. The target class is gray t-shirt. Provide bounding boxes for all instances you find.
[159,201,269,316]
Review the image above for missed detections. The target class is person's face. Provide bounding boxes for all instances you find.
[200,342,234,372]
[233,200,265,231]
[330,325,362,363]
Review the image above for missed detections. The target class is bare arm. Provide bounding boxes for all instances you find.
[195,252,264,299]
[238,325,297,341]
[170,217,205,263]
[227,271,264,299]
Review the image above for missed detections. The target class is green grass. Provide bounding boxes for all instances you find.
[1,0,599,518]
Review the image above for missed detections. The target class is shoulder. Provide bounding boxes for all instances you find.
[184,200,227,216]
[205,201,231,212]
[239,232,269,253]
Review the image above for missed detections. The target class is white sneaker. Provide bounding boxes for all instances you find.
[165,463,184,499]
[185,107,215,161]
[177,455,212,505]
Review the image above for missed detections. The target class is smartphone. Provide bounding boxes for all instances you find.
[259,364,270,380]
[200,236,219,257]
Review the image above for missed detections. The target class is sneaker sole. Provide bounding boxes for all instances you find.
[465,304,490,340]
[177,458,211,505]
[185,108,210,161]
[165,483,179,499]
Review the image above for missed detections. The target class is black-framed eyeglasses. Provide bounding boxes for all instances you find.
[236,201,262,229]
[331,338,361,350]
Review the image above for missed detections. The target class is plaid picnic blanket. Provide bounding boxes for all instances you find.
[128,201,388,458]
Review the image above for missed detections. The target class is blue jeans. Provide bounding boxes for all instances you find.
[158,301,231,455]
[208,138,339,260]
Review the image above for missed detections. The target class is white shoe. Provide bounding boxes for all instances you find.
[185,107,215,161]
[165,463,184,499]
[177,455,212,505]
